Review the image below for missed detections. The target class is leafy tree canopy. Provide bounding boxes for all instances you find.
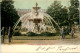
[1,0,19,28]
[46,0,79,34]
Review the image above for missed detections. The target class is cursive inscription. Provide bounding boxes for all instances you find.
[36,46,55,51]
[36,46,78,52]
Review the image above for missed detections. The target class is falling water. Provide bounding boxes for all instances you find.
[13,3,59,34]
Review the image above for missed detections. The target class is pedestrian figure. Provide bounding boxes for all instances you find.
[8,27,13,43]
[1,27,5,43]
[61,27,65,39]
[71,28,75,39]
[60,28,62,36]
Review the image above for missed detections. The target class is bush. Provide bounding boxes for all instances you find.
[13,32,58,36]
[22,34,27,36]
[26,32,38,36]
[25,32,57,36]
[39,32,57,36]
[13,32,22,36]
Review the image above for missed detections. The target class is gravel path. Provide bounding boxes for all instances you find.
[1,32,80,45]
[1,32,80,53]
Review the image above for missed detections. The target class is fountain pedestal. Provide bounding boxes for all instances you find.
[33,18,42,32]
[29,18,42,32]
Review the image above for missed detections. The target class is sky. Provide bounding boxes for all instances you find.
[13,0,71,9]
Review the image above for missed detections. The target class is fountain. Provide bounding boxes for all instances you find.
[13,3,59,34]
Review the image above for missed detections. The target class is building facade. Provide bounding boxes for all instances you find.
[16,9,46,17]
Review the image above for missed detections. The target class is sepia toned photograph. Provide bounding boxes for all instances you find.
[0,0,80,53]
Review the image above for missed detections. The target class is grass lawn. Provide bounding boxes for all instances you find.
[1,35,78,44]
[1,34,78,40]
[12,35,78,40]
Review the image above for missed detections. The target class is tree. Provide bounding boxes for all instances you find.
[1,0,19,28]
[69,0,79,26]
[70,0,79,8]
[46,1,68,28]
[59,7,68,26]
[46,1,73,34]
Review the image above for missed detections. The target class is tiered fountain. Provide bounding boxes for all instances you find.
[13,3,59,34]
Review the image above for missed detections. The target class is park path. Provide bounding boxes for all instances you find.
[1,32,80,53]
[11,32,80,45]
[1,32,80,45]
